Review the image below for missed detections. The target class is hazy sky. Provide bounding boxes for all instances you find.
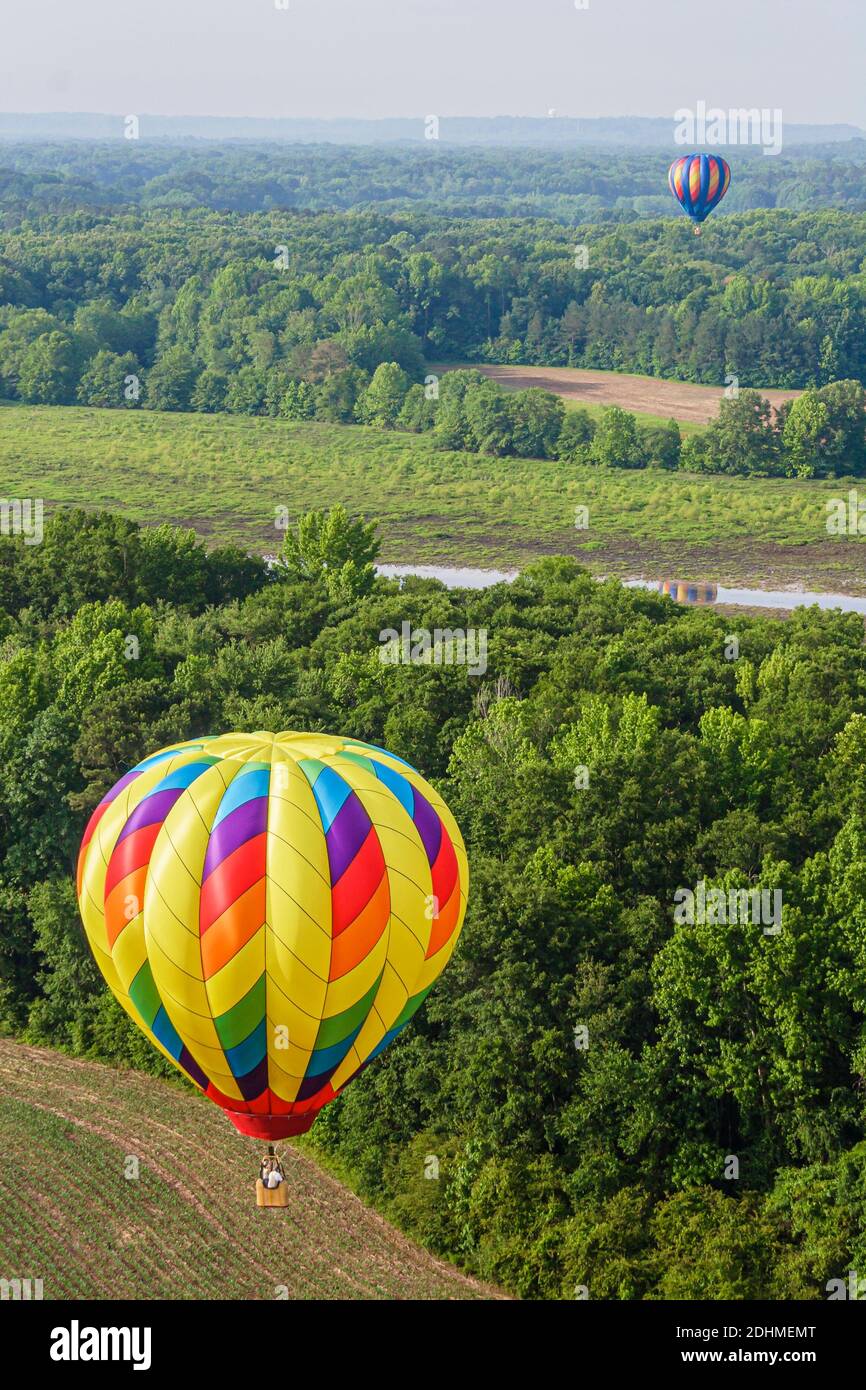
[2,0,863,126]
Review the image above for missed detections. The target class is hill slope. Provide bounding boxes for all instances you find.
[0,1040,498,1300]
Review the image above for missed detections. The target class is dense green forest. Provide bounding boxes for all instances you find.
[2,155,866,474]
[2,200,865,390]
[3,506,866,1298]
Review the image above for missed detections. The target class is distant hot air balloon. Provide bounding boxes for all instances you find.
[668,153,731,234]
[77,732,468,1141]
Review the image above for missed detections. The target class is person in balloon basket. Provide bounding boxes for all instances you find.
[261,1156,284,1189]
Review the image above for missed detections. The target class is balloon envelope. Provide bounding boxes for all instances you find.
[668,153,731,225]
[77,732,468,1139]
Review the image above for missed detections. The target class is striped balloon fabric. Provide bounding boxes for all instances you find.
[668,153,731,228]
[77,732,468,1139]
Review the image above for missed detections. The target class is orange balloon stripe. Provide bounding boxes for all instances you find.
[200,832,267,933]
[104,867,146,949]
[707,159,720,200]
[329,872,390,980]
[201,878,266,978]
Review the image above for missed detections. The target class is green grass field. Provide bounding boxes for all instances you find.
[0,1040,495,1300]
[1,403,864,587]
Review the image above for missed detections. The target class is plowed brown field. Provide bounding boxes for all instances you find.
[0,1040,501,1300]
[432,363,800,426]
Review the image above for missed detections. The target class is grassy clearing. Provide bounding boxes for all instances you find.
[0,403,862,580]
[0,1039,495,1301]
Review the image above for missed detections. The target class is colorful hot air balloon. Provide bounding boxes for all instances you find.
[668,153,731,234]
[77,732,468,1140]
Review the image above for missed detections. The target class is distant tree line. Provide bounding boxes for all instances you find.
[3,140,866,221]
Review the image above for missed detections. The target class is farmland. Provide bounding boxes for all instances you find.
[3,402,866,591]
[0,1040,498,1300]
[433,363,800,428]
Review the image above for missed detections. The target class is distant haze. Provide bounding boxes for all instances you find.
[1,114,862,149]
[0,0,864,127]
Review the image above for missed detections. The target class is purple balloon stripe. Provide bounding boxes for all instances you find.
[326,792,372,885]
[179,1046,209,1092]
[296,1067,336,1102]
[117,787,185,844]
[411,788,442,867]
[202,797,268,881]
[100,768,142,807]
[235,1055,269,1103]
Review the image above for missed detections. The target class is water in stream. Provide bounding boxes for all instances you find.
[377,565,866,614]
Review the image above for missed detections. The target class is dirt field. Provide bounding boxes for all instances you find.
[433,363,801,426]
[0,1039,502,1300]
